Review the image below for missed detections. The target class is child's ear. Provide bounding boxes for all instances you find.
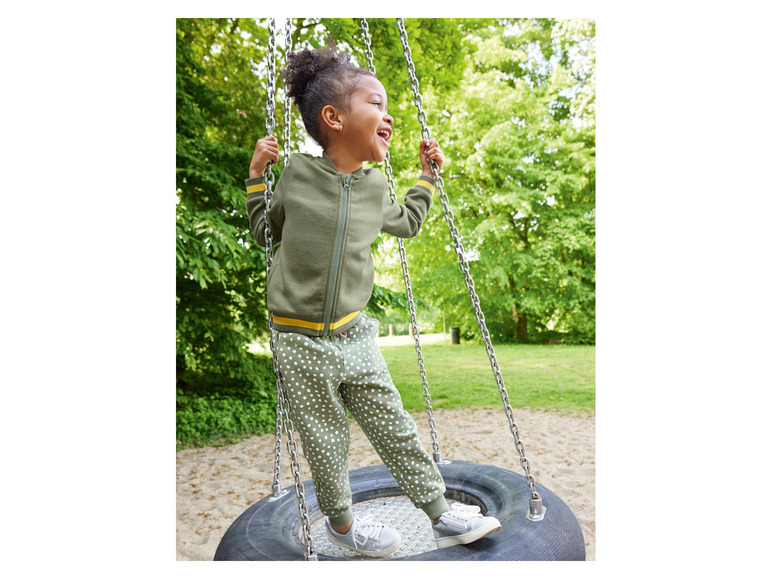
[320,105,343,133]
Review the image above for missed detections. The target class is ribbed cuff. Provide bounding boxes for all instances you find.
[419,493,450,521]
[245,176,266,195]
[415,175,436,195]
[327,507,354,526]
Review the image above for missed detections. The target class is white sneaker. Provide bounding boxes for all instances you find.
[432,503,502,549]
[325,514,401,557]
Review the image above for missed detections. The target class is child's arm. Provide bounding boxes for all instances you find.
[245,136,284,247]
[381,139,444,239]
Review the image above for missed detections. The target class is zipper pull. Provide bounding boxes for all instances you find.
[343,175,351,192]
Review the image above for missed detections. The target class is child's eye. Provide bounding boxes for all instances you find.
[372,102,381,108]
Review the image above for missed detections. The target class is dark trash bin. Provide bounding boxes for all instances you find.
[450,327,460,344]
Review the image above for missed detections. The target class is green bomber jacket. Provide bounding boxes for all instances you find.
[246,152,435,337]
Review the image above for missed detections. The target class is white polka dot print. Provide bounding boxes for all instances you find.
[271,315,447,522]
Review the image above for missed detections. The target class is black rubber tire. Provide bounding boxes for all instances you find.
[214,461,586,561]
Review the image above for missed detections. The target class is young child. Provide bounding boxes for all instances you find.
[245,47,501,558]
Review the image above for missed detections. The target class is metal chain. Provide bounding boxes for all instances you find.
[264,20,276,190]
[282,18,293,168]
[360,19,443,463]
[276,378,317,557]
[265,18,292,500]
[360,18,376,74]
[395,18,543,514]
[269,390,285,499]
[264,17,284,501]
[262,18,317,559]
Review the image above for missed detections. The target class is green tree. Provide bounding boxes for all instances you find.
[176,18,477,396]
[176,18,273,395]
[383,19,596,343]
[175,17,594,444]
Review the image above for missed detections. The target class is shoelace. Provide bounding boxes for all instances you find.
[441,503,484,527]
[450,503,483,517]
[352,516,384,548]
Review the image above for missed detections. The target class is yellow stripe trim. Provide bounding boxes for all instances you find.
[417,179,435,194]
[247,183,267,194]
[329,311,360,330]
[272,315,324,331]
[271,311,360,332]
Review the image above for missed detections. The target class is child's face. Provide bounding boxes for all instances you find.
[339,76,394,164]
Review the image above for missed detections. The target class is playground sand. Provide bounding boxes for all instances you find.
[176,407,596,561]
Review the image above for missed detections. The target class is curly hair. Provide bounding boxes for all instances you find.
[284,47,374,146]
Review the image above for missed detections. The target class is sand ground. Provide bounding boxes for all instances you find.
[176,406,595,561]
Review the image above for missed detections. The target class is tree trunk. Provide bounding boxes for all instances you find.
[512,304,529,343]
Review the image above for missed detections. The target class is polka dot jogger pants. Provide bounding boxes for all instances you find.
[272,314,449,525]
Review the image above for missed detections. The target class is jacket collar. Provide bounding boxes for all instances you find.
[320,151,367,179]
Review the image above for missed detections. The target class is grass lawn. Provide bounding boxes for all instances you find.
[380,342,595,415]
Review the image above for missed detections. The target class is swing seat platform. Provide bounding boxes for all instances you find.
[214,460,585,561]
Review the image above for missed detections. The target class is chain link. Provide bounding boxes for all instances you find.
[360,18,376,74]
[263,18,317,560]
[264,20,276,194]
[270,18,294,501]
[265,17,283,500]
[282,18,293,169]
[395,18,541,503]
[360,19,443,463]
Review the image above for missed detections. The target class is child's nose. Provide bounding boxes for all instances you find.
[384,113,394,126]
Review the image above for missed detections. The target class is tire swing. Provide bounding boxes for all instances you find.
[214,18,585,562]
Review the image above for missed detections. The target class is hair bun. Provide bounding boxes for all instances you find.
[284,48,352,102]
[280,46,372,146]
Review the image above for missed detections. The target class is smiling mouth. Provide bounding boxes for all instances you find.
[377,129,392,146]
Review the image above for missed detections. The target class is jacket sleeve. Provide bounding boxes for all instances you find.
[381,175,435,239]
[245,174,285,248]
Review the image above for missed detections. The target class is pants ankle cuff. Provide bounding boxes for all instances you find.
[420,494,450,521]
[327,507,354,526]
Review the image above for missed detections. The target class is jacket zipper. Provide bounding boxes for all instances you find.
[323,175,351,335]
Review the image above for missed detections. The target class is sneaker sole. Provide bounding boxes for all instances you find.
[325,532,402,558]
[435,518,502,549]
